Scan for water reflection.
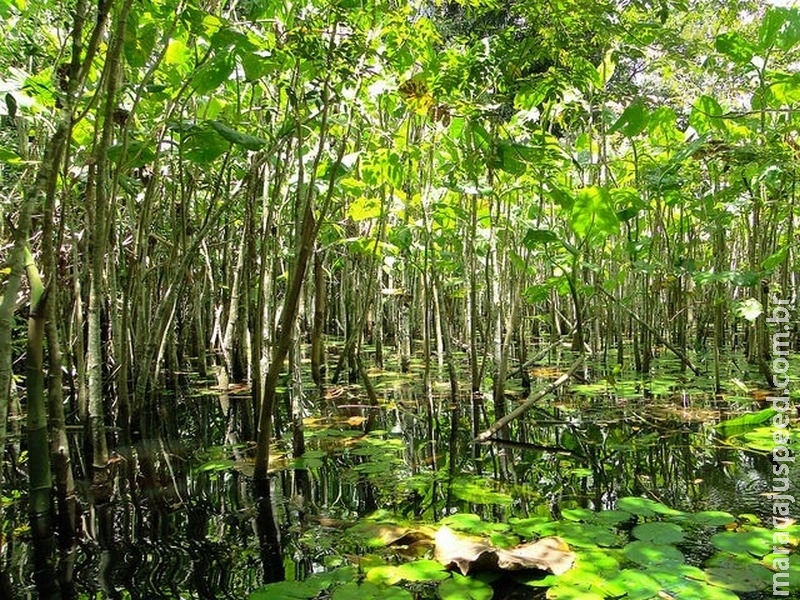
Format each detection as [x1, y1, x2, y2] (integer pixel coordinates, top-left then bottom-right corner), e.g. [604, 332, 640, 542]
[2, 370, 798, 598]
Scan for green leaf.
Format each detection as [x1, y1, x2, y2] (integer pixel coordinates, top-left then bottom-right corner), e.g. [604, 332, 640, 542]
[165, 38, 191, 68]
[125, 16, 157, 69]
[523, 229, 560, 248]
[240, 51, 276, 81]
[107, 141, 156, 169]
[761, 246, 789, 271]
[332, 581, 412, 600]
[208, 120, 268, 150]
[592, 510, 633, 526]
[347, 197, 381, 222]
[560, 508, 595, 522]
[366, 560, 449, 586]
[734, 298, 763, 322]
[545, 584, 604, 600]
[686, 511, 736, 527]
[396, 559, 453, 582]
[714, 408, 777, 437]
[710, 529, 775, 557]
[535, 521, 621, 548]
[438, 573, 493, 600]
[775, 8, 800, 51]
[759, 8, 787, 50]
[332, 582, 370, 600]
[0, 147, 22, 165]
[632, 522, 685, 544]
[609, 100, 649, 137]
[450, 476, 513, 506]
[611, 187, 646, 221]
[645, 565, 738, 600]
[705, 558, 773, 592]
[607, 569, 661, 600]
[248, 577, 326, 600]
[441, 513, 509, 536]
[715, 32, 756, 64]
[648, 106, 680, 145]
[689, 95, 725, 135]
[595, 48, 616, 88]
[570, 186, 620, 240]
[192, 54, 235, 94]
[762, 552, 800, 588]
[494, 141, 528, 175]
[624, 541, 684, 566]
[5, 92, 17, 119]
[182, 126, 230, 163]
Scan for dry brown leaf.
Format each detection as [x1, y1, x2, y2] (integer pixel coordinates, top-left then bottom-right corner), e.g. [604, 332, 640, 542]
[495, 536, 575, 575]
[434, 526, 494, 575]
[433, 525, 575, 576]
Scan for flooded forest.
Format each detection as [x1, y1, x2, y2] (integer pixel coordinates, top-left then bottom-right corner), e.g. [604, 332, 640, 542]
[1, 0, 799, 598]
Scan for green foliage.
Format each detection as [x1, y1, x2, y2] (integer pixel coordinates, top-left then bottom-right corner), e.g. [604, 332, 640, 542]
[333, 582, 412, 600]
[714, 408, 777, 438]
[569, 186, 620, 241]
[365, 560, 450, 586]
[623, 540, 685, 566]
[632, 521, 684, 544]
[449, 476, 514, 507]
[437, 573, 493, 600]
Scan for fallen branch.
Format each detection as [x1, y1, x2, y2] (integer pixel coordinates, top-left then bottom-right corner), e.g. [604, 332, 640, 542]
[474, 354, 585, 442]
[507, 328, 576, 380]
[596, 286, 701, 376]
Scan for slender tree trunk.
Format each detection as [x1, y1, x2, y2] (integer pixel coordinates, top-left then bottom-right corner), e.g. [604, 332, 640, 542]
[26, 253, 60, 600]
[310, 251, 326, 386]
[42, 150, 78, 598]
[87, 0, 135, 497]
[222, 233, 247, 383]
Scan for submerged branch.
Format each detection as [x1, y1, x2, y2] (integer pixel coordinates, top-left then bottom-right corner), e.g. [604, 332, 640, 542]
[506, 329, 576, 380]
[474, 355, 585, 443]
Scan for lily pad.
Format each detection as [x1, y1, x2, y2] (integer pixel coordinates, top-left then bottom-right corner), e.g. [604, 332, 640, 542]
[536, 521, 622, 548]
[441, 513, 510, 536]
[561, 508, 595, 522]
[616, 496, 683, 518]
[333, 582, 408, 600]
[607, 569, 661, 600]
[365, 560, 449, 586]
[710, 528, 774, 557]
[437, 573, 493, 600]
[632, 522, 684, 544]
[623, 541, 684, 566]
[687, 511, 737, 527]
[644, 564, 742, 600]
[509, 517, 554, 538]
[593, 510, 633, 526]
[545, 583, 605, 600]
[705, 562, 772, 592]
[395, 559, 451, 582]
[249, 577, 327, 600]
[714, 408, 777, 437]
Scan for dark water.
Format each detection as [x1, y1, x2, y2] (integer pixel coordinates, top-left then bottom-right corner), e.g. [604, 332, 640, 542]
[2, 354, 799, 598]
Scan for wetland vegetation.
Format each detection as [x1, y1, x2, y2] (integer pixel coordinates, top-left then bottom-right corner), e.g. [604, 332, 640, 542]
[0, 0, 799, 598]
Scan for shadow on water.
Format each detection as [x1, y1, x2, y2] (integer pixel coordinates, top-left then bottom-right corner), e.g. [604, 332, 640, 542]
[1, 352, 798, 598]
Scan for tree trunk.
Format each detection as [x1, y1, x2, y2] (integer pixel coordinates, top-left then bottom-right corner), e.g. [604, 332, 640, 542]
[26, 253, 60, 600]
